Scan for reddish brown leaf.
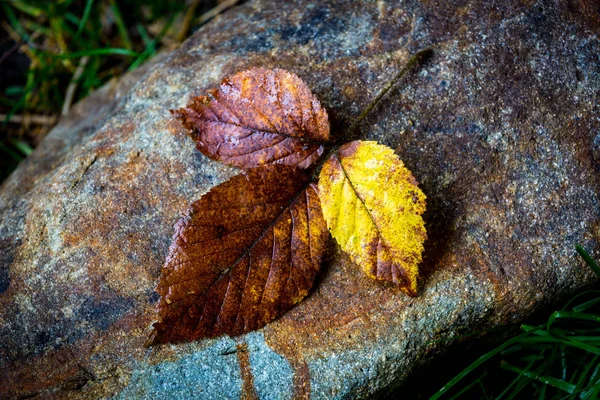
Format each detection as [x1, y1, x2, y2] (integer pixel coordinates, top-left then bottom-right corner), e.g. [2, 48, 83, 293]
[148, 165, 329, 345]
[171, 68, 330, 170]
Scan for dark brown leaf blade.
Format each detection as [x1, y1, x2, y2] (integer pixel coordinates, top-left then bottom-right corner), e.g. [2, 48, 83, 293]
[171, 68, 330, 170]
[148, 165, 329, 345]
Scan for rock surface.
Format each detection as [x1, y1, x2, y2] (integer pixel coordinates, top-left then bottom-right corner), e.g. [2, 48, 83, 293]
[1, 0, 599, 398]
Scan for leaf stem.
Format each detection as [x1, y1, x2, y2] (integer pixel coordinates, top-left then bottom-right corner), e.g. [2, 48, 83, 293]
[347, 48, 433, 140]
[311, 48, 433, 180]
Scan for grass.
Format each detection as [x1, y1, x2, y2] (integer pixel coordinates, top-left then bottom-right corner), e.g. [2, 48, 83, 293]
[429, 245, 600, 399]
[0, 0, 240, 183]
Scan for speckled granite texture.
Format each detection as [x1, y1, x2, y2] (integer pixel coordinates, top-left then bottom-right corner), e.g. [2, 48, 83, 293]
[1, 0, 599, 398]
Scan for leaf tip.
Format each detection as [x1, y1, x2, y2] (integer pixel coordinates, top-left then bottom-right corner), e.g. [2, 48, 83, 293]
[400, 280, 418, 297]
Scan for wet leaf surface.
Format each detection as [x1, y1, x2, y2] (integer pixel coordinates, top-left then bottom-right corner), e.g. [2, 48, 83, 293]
[148, 165, 329, 344]
[171, 68, 330, 170]
[318, 141, 427, 296]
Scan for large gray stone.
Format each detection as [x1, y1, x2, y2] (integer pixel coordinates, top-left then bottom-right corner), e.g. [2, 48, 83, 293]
[1, 0, 599, 398]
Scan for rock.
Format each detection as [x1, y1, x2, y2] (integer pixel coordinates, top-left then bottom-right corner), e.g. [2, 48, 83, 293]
[1, 0, 599, 398]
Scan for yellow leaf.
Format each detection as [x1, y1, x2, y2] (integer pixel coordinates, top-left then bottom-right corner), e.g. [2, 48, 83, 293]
[318, 141, 426, 296]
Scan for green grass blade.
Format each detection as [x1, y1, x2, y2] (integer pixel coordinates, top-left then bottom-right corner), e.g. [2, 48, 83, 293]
[568, 336, 600, 344]
[75, 0, 94, 36]
[8, 139, 33, 156]
[4, 86, 24, 96]
[49, 16, 69, 55]
[2, 2, 31, 43]
[518, 337, 566, 345]
[588, 363, 600, 386]
[0, 142, 24, 162]
[574, 297, 600, 313]
[501, 361, 577, 394]
[22, 20, 54, 37]
[557, 336, 600, 355]
[51, 48, 139, 58]
[448, 374, 486, 400]
[561, 345, 568, 380]
[4, 67, 40, 125]
[430, 326, 544, 400]
[548, 311, 600, 331]
[7, 0, 43, 17]
[109, 0, 133, 50]
[136, 23, 152, 46]
[521, 324, 537, 331]
[576, 245, 600, 277]
[494, 357, 537, 400]
[501, 343, 528, 356]
[581, 385, 600, 400]
[64, 12, 81, 27]
[563, 290, 600, 312]
[128, 13, 176, 72]
[536, 383, 547, 400]
[505, 368, 537, 400]
[538, 376, 577, 394]
[571, 355, 599, 399]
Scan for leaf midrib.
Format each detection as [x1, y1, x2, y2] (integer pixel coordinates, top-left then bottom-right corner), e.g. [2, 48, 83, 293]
[201, 118, 327, 146]
[334, 153, 386, 241]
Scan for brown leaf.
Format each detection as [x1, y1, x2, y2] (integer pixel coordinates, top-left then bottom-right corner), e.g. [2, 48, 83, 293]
[148, 165, 329, 345]
[171, 68, 330, 170]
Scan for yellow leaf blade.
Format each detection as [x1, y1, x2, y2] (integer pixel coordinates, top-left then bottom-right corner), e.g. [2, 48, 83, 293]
[318, 141, 427, 296]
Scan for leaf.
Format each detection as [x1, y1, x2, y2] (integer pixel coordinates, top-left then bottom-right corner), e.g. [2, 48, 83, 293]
[148, 165, 329, 345]
[171, 68, 330, 170]
[317, 141, 426, 296]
